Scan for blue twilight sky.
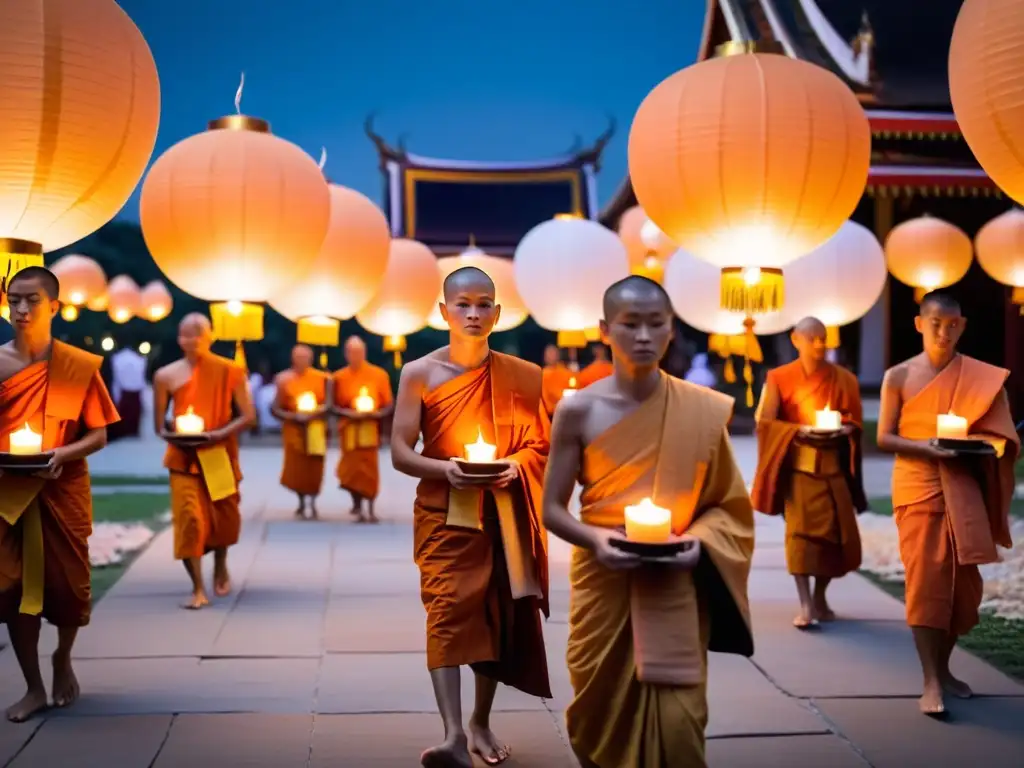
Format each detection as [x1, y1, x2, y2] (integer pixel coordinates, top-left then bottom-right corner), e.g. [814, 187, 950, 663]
[115, 0, 707, 221]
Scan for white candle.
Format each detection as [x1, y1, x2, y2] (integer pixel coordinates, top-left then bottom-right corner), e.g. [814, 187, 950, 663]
[815, 406, 841, 431]
[296, 391, 318, 413]
[936, 412, 968, 440]
[8, 423, 42, 455]
[464, 427, 497, 463]
[353, 386, 376, 413]
[562, 375, 578, 398]
[175, 406, 205, 435]
[624, 497, 672, 543]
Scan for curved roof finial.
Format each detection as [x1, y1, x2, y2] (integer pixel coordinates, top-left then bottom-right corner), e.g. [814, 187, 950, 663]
[364, 112, 405, 163]
[575, 114, 617, 170]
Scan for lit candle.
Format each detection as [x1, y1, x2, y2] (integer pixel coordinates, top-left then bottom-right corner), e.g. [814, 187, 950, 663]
[624, 497, 672, 543]
[464, 427, 497, 463]
[175, 406, 205, 435]
[936, 412, 968, 440]
[296, 392, 318, 413]
[562, 375, 578, 398]
[8, 423, 42, 456]
[814, 405, 842, 431]
[353, 386, 376, 413]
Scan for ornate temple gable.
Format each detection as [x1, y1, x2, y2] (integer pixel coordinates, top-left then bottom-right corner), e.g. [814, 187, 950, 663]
[367, 114, 614, 257]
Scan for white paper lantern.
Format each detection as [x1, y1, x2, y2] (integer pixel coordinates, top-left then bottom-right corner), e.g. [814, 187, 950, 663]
[356, 238, 441, 338]
[514, 215, 630, 331]
[426, 246, 528, 332]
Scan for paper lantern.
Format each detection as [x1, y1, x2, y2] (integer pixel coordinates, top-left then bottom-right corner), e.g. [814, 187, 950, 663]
[949, 0, 1024, 205]
[87, 292, 108, 312]
[49, 255, 107, 308]
[783, 221, 888, 347]
[628, 48, 871, 314]
[270, 183, 391, 348]
[884, 216, 973, 302]
[140, 112, 331, 346]
[139, 281, 173, 322]
[515, 214, 630, 334]
[106, 275, 141, 324]
[975, 208, 1024, 309]
[426, 246, 528, 333]
[617, 206, 675, 268]
[356, 238, 441, 366]
[0, 0, 160, 281]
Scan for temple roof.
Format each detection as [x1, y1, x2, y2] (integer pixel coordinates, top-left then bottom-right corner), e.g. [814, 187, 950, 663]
[367, 115, 614, 257]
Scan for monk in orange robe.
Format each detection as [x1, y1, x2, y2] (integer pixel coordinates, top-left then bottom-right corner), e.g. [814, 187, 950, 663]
[152, 314, 255, 610]
[540, 344, 573, 416]
[543, 276, 753, 768]
[272, 344, 331, 519]
[751, 317, 866, 628]
[878, 292, 1020, 716]
[577, 343, 613, 388]
[0, 267, 120, 722]
[333, 335, 393, 523]
[391, 266, 550, 767]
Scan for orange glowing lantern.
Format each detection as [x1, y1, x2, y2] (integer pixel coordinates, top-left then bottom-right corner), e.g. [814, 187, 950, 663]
[884, 216, 973, 302]
[356, 239, 441, 367]
[139, 280, 173, 322]
[975, 208, 1024, 310]
[270, 177, 391, 349]
[426, 243, 528, 333]
[50, 254, 107, 315]
[617, 206, 676, 277]
[628, 45, 870, 315]
[87, 292, 109, 312]
[0, 0, 160, 282]
[949, 0, 1024, 205]
[140, 82, 331, 359]
[106, 275, 141, 324]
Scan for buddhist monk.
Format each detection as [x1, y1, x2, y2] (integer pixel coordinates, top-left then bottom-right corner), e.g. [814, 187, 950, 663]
[391, 266, 550, 767]
[543, 275, 754, 768]
[751, 317, 866, 628]
[152, 314, 255, 610]
[272, 345, 331, 519]
[540, 344, 573, 416]
[577, 343, 613, 387]
[333, 335, 393, 523]
[0, 267, 120, 722]
[878, 292, 1019, 716]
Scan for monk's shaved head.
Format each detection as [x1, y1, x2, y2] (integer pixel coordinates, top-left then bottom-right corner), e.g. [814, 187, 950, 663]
[543, 344, 560, 366]
[602, 275, 671, 320]
[792, 316, 827, 338]
[7, 266, 60, 301]
[345, 335, 366, 352]
[920, 291, 961, 316]
[915, 291, 965, 357]
[790, 315, 827, 364]
[344, 334, 367, 366]
[179, 312, 211, 333]
[178, 312, 212, 357]
[443, 266, 495, 301]
[292, 344, 313, 368]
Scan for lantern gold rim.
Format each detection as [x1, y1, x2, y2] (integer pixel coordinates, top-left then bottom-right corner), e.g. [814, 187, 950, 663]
[714, 40, 786, 58]
[207, 115, 271, 133]
[0, 239, 44, 257]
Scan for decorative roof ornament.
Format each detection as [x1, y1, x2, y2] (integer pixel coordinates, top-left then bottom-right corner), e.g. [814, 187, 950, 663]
[851, 11, 878, 90]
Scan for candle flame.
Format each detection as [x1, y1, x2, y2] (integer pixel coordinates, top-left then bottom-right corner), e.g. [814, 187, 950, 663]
[568, 376, 577, 388]
[471, 427, 487, 447]
[184, 406, 195, 416]
[13, 422, 36, 436]
[359, 386, 369, 396]
[234, 72, 245, 114]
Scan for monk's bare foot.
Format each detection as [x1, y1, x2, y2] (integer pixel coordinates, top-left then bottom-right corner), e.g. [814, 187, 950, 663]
[793, 606, 818, 630]
[941, 673, 973, 699]
[52, 653, 80, 709]
[309, 503, 319, 520]
[5, 688, 48, 723]
[469, 721, 511, 765]
[421, 734, 472, 768]
[813, 600, 836, 622]
[919, 684, 946, 717]
[366, 511, 380, 524]
[214, 574, 232, 598]
[182, 592, 210, 610]
[349, 505, 361, 517]
[294, 505, 306, 519]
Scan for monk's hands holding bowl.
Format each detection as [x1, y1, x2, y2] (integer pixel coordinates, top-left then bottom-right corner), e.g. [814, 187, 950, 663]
[489, 459, 520, 489]
[591, 529, 642, 570]
[924, 442, 958, 460]
[34, 448, 66, 480]
[664, 535, 701, 570]
[445, 459, 502, 490]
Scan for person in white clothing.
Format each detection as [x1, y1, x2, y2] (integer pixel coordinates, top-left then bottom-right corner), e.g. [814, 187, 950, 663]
[110, 345, 147, 439]
[684, 352, 718, 389]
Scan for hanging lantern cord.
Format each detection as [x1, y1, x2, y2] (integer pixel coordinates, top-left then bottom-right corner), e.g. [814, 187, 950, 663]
[234, 340, 247, 371]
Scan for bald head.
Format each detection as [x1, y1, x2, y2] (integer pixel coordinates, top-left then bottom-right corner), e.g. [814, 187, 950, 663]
[178, 312, 212, 357]
[602, 275, 671, 320]
[920, 291, 961, 317]
[344, 334, 367, 366]
[793, 316, 827, 339]
[543, 344, 560, 367]
[443, 266, 495, 302]
[790, 316, 827, 364]
[7, 266, 60, 301]
[600, 275, 673, 368]
[291, 344, 313, 371]
[441, 265, 500, 338]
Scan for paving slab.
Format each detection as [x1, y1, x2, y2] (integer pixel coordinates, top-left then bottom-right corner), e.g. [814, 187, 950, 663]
[748, 570, 907, 622]
[707, 734, 867, 767]
[0, 720, 42, 766]
[10, 715, 171, 768]
[153, 714, 313, 767]
[324, 594, 425, 653]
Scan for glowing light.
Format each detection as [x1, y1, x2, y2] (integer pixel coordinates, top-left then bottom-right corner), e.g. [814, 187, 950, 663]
[139, 341, 152, 355]
[101, 337, 115, 352]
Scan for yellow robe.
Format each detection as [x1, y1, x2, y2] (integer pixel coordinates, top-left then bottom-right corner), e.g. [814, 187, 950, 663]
[334, 363, 393, 500]
[568, 373, 754, 768]
[278, 368, 330, 496]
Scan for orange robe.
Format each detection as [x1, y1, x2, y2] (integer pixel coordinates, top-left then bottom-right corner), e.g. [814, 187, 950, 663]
[578, 359, 614, 388]
[164, 354, 245, 560]
[0, 342, 120, 627]
[541, 362, 572, 416]
[415, 352, 551, 697]
[750, 361, 866, 577]
[334, 363, 393, 500]
[278, 369, 330, 496]
[568, 374, 753, 768]
[892, 355, 1019, 636]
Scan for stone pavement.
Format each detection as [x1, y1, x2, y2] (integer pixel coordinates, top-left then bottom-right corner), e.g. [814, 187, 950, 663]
[1, 434, 1022, 767]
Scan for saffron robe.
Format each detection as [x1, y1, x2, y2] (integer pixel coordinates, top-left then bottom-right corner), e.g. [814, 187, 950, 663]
[164, 354, 245, 560]
[0, 341, 120, 627]
[541, 362, 573, 417]
[750, 360, 866, 577]
[334, 363, 393, 500]
[277, 368, 330, 496]
[578, 359, 614, 388]
[568, 374, 754, 768]
[892, 355, 1019, 635]
[414, 352, 551, 698]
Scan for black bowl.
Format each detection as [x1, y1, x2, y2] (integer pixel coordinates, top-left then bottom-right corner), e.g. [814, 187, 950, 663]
[610, 537, 696, 559]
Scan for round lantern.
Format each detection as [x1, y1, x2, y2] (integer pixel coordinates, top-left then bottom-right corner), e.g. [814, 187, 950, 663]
[618, 206, 675, 269]
[140, 280, 173, 322]
[884, 216, 973, 302]
[140, 111, 331, 356]
[628, 47, 871, 315]
[426, 245, 528, 333]
[949, 0, 1024, 205]
[270, 183, 390, 349]
[106, 275, 141, 324]
[87, 292, 109, 312]
[356, 239, 441, 366]
[0, 0, 160, 281]
[515, 214, 630, 346]
[50, 254, 107, 310]
[975, 208, 1024, 308]
[783, 221, 888, 347]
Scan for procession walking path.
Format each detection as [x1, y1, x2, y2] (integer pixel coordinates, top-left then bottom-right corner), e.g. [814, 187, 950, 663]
[1, 433, 1023, 766]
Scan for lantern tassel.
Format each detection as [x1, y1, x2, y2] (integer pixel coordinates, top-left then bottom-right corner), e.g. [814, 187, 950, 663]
[723, 357, 736, 384]
[825, 325, 841, 349]
[742, 315, 758, 408]
[393, 350, 402, 369]
[319, 350, 328, 369]
[234, 340, 247, 371]
[720, 267, 784, 314]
